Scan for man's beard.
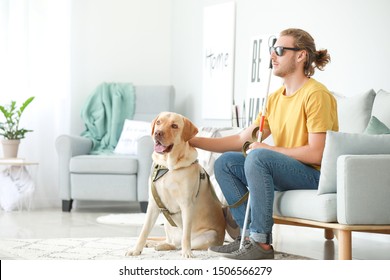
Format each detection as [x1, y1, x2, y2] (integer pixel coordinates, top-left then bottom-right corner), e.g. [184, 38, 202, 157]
[274, 62, 297, 78]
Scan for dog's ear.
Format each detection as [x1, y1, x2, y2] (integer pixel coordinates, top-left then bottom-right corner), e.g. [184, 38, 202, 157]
[151, 114, 159, 136]
[182, 117, 198, 142]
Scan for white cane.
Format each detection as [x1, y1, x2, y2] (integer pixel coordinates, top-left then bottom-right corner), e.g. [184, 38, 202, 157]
[239, 36, 276, 250]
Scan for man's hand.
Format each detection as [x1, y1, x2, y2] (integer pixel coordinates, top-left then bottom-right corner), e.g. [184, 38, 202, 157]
[249, 141, 272, 150]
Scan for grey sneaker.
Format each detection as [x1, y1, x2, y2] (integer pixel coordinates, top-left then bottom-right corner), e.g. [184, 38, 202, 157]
[208, 237, 246, 256]
[222, 238, 274, 260]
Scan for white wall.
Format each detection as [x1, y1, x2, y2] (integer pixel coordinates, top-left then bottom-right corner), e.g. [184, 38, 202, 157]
[70, 0, 172, 134]
[171, 0, 390, 127]
[69, 0, 390, 129]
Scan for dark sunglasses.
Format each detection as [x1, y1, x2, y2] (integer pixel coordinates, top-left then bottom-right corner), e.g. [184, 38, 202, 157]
[269, 46, 302, 56]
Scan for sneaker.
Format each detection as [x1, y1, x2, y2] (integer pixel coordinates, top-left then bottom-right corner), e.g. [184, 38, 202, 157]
[208, 236, 247, 256]
[222, 238, 274, 260]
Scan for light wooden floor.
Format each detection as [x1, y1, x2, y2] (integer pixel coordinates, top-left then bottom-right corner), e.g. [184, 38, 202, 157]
[1, 204, 390, 260]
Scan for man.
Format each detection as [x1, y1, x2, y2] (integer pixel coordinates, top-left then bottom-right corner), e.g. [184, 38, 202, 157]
[190, 28, 338, 259]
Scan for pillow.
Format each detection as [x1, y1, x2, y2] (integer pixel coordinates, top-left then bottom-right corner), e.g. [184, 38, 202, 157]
[332, 89, 376, 133]
[318, 131, 390, 194]
[371, 89, 390, 128]
[364, 116, 390, 135]
[114, 120, 151, 155]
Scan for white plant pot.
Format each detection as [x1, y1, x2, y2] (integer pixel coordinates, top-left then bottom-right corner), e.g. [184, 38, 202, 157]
[1, 139, 21, 158]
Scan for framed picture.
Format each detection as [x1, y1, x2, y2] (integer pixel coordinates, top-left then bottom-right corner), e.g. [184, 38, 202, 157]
[202, 1, 235, 120]
[245, 34, 282, 126]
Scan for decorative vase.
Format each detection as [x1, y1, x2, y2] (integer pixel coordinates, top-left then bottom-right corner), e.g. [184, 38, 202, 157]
[1, 139, 21, 158]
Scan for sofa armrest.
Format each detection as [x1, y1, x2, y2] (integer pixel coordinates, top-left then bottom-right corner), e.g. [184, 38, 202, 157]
[56, 135, 93, 156]
[135, 135, 154, 201]
[337, 154, 390, 224]
[55, 135, 93, 200]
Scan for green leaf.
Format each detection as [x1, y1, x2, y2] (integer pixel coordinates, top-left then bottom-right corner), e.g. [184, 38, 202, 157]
[20, 96, 35, 113]
[0, 96, 35, 140]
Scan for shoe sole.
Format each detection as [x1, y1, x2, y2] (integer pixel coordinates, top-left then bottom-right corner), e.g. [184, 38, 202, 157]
[207, 244, 240, 256]
[222, 252, 274, 260]
[221, 242, 275, 260]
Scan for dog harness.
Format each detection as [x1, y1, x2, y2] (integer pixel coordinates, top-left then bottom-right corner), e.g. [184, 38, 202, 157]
[150, 161, 249, 228]
[150, 162, 209, 227]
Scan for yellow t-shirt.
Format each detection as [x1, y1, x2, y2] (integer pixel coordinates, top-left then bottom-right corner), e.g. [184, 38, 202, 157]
[254, 78, 338, 169]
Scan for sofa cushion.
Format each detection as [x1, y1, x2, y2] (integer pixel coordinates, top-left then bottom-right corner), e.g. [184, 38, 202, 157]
[70, 155, 138, 174]
[333, 89, 376, 133]
[114, 119, 151, 155]
[318, 131, 390, 194]
[337, 155, 390, 224]
[71, 174, 137, 201]
[371, 89, 390, 128]
[274, 190, 337, 222]
[364, 116, 390, 134]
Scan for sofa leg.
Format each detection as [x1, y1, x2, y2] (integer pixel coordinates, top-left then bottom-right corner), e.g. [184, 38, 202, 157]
[338, 229, 352, 260]
[324, 228, 335, 240]
[62, 200, 73, 212]
[140, 201, 148, 213]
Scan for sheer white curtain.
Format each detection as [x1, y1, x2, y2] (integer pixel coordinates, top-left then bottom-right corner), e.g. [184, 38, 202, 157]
[0, 0, 71, 208]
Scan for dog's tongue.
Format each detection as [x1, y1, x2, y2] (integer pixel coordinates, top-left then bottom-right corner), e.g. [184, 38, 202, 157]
[154, 142, 167, 153]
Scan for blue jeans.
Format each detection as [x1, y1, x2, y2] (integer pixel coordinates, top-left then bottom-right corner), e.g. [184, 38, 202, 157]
[214, 149, 320, 244]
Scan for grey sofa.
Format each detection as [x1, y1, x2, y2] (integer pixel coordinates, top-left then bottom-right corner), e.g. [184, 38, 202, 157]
[200, 89, 390, 260]
[274, 89, 390, 259]
[55, 85, 174, 212]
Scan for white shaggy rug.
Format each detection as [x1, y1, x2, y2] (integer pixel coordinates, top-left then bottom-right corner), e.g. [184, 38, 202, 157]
[0, 237, 311, 260]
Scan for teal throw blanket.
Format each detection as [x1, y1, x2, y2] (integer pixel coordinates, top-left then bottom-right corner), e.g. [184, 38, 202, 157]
[81, 82, 135, 154]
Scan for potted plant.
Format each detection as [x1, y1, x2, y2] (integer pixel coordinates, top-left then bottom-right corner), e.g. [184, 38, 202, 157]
[0, 96, 35, 158]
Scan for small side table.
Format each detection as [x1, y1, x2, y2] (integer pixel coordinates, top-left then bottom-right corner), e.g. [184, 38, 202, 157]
[0, 159, 39, 211]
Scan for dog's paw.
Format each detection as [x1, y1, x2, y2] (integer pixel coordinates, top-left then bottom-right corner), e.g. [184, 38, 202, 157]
[181, 249, 194, 258]
[125, 249, 142, 257]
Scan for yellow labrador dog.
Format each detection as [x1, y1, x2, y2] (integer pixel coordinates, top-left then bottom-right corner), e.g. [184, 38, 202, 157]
[126, 112, 226, 258]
